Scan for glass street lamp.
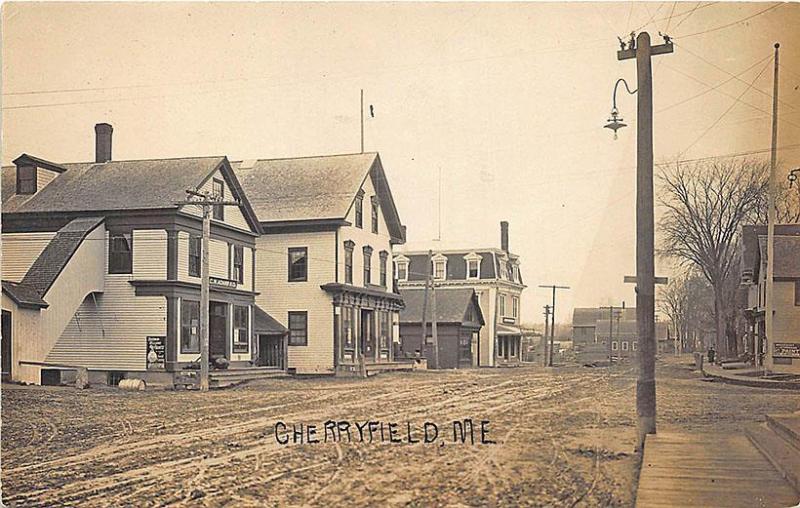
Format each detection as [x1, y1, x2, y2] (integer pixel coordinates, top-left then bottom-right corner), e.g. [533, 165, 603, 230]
[604, 78, 637, 140]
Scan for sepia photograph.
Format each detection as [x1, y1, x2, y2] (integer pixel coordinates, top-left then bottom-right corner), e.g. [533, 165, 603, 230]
[1, 1, 799, 506]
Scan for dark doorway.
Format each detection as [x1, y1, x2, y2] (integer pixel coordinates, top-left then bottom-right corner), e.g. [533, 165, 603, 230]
[2, 310, 11, 380]
[209, 302, 228, 359]
[361, 309, 375, 361]
[258, 334, 284, 368]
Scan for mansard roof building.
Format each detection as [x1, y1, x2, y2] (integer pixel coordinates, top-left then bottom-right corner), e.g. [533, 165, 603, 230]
[396, 221, 526, 367]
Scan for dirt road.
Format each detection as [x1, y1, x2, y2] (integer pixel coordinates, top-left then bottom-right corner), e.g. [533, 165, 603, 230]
[2, 358, 798, 507]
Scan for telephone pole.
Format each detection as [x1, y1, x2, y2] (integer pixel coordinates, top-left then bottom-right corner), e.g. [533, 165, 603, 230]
[538, 285, 570, 367]
[420, 250, 432, 361]
[617, 31, 673, 449]
[765, 43, 780, 375]
[543, 305, 551, 367]
[177, 189, 240, 391]
[600, 304, 623, 365]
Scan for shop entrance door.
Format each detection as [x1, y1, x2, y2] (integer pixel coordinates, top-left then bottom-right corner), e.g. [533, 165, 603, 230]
[209, 302, 228, 359]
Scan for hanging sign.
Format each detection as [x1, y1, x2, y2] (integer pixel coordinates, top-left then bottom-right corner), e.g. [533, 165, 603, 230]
[209, 276, 237, 288]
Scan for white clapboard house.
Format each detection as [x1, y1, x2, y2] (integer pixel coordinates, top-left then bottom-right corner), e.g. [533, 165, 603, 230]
[1, 124, 288, 385]
[396, 222, 526, 367]
[233, 153, 407, 374]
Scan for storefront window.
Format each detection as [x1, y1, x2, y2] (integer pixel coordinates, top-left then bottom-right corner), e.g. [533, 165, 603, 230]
[180, 300, 200, 354]
[233, 305, 249, 353]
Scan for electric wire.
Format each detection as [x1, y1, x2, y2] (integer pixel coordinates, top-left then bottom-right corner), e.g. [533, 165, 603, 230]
[678, 56, 773, 158]
[672, 3, 782, 39]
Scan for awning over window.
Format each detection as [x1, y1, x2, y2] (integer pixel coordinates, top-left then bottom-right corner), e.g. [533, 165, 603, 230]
[496, 323, 522, 336]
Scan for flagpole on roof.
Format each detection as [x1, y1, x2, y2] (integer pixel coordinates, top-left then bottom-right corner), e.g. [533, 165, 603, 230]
[360, 89, 364, 154]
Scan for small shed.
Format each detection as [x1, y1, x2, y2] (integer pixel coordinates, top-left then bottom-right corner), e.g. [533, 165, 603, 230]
[399, 288, 484, 369]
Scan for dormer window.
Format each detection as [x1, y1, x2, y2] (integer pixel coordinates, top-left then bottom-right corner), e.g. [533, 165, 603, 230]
[432, 253, 447, 280]
[394, 255, 409, 282]
[511, 263, 519, 283]
[464, 252, 482, 279]
[16, 165, 37, 194]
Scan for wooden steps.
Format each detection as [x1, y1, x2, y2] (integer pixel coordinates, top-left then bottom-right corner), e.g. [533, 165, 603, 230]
[210, 367, 286, 388]
[745, 413, 800, 493]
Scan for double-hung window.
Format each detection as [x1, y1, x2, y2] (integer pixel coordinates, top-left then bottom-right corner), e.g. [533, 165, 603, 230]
[379, 251, 388, 287]
[354, 193, 363, 228]
[363, 246, 373, 285]
[371, 197, 379, 234]
[344, 241, 355, 284]
[109, 232, 133, 274]
[232, 245, 244, 284]
[288, 247, 308, 282]
[189, 236, 201, 277]
[212, 179, 225, 221]
[288, 311, 308, 346]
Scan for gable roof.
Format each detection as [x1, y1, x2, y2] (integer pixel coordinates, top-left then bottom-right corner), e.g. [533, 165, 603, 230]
[2, 156, 261, 232]
[742, 224, 800, 279]
[399, 288, 484, 325]
[573, 307, 637, 327]
[2, 216, 105, 308]
[232, 152, 405, 242]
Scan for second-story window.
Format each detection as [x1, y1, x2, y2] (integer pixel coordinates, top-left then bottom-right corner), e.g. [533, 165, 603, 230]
[212, 179, 225, 221]
[499, 294, 506, 317]
[512, 296, 519, 318]
[355, 192, 364, 228]
[344, 241, 355, 284]
[233, 245, 244, 284]
[379, 251, 388, 287]
[108, 232, 133, 274]
[371, 197, 379, 234]
[189, 236, 201, 277]
[363, 246, 373, 285]
[288, 247, 308, 282]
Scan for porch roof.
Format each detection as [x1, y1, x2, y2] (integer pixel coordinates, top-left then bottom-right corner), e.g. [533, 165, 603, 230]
[253, 305, 287, 335]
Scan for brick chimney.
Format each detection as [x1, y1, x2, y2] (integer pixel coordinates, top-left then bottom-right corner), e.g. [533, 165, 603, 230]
[95, 123, 113, 163]
[500, 221, 509, 252]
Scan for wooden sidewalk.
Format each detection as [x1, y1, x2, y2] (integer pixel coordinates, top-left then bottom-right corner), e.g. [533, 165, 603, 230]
[635, 431, 799, 508]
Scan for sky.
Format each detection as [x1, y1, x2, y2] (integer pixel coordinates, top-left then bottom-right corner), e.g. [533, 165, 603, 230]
[2, 1, 799, 326]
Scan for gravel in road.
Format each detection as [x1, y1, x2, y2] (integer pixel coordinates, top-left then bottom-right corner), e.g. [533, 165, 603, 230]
[2, 356, 798, 507]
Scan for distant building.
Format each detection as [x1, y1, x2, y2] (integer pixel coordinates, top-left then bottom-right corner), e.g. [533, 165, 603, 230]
[572, 307, 667, 360]
[572, 307, 636, 348]
[740, 224, 800, 375]
[398, 287, 484, 369]
[396, 222, 526, 367]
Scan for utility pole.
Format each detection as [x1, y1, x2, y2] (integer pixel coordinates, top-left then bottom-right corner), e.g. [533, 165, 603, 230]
[420, 250, 432, 361]
[177, 189, 241, 391]
[539, 285, 570, 367]
[543, 305, 551, 367]
[431, 280, 439, 369]
[765, 43, 780, 376]
[618, 31, 673, 449]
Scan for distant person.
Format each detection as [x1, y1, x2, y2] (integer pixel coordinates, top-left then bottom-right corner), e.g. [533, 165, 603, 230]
[708, 346, 716, 365]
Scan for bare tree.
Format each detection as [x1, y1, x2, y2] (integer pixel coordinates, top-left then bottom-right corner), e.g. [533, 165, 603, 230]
[657, 158, 768, 358]
[658, 269, 714, 353]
